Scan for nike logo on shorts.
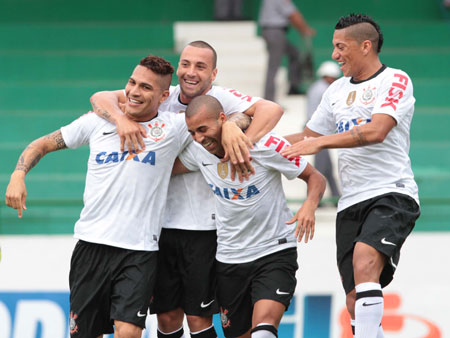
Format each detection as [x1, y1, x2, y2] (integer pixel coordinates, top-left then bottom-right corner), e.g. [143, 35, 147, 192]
[103, 131, 115, 135]
[200, 299, 215, 308]
[202, 162, 212, 166]
[276, 288, 290, 295]
[381, 237, 397, 246]
[137, 310, 147, 317]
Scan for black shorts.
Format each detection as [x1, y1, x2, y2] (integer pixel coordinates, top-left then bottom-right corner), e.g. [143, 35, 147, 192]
[151, 228, 218, 316]
[69, 240, 157, 337]
[336, 193, 420, 294]
[216, 248, 298, 338]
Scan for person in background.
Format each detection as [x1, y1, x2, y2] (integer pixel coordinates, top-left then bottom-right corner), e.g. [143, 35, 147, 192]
[258, 0, 315, 101]
[306, 60, 342, 205]
[214, 0, 244, 20]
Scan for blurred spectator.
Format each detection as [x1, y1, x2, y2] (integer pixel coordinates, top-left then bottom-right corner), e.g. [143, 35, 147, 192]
[259, 0, 315, 101]
[306, 61, 342, 204]
[214, 0, 244, 20]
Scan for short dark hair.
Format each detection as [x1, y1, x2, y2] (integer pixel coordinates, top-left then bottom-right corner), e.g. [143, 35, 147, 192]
[187, 40, 218, 68]
[335, 13, 384, 53]
[139, 55, 174, 90]
[186, 95, 223, 118]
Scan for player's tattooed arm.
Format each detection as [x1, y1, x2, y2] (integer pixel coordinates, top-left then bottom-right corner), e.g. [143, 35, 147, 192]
[226, 112, 252, 131]
[6, 130, 67, 218]
[350, 126, 369, 146]
[91, 98, 114, 122]
[14, 130, 67, 174]
[90, 90, 147, 153]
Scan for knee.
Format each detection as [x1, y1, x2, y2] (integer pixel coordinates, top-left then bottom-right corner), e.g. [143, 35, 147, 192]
[186, 315, 213, 332]
[158, 309, 184, 332]
[353, 244, 385, 281]
[114, 321, 142, 338]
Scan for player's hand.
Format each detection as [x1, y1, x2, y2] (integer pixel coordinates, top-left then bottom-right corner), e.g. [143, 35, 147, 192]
[221, 121, 255, 181]
[281, 137, 321, 158]
[286, 204, 315, 243]
[116, 113, 147, 153]
[229, 161, 254, 182]
[5, 172, 27, 218]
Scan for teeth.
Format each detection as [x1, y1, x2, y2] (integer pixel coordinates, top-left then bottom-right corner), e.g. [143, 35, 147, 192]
[185, 80, 197, 85]
[130, 99, 141, 104]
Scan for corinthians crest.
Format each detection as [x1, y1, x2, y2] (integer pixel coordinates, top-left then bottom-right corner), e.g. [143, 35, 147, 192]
[147, 120, 166, 142]
[217, 162, 229, 179]
[360, 85, 376, 105]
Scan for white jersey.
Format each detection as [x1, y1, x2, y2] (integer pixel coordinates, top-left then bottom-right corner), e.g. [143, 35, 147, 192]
[307, 65, 419, 212]
[162, 85, 261, 231]
[179, 132, 307, 264]
[61, 111, 191, 251]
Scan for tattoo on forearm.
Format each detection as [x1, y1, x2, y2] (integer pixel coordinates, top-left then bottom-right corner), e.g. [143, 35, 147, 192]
[92, 99, 113, 122]
[228, 113, 251, 131]
[15, 131, 66, 173]
[15, 145, 43, 173]
[351, 126, 369, 146]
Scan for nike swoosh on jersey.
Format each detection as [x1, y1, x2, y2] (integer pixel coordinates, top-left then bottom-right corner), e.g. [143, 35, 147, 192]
[103, 131, 115, 135]
[202, 162, 213, 166]
[276, 288, 290, 295]
[381, 237, 397, 246]
[200, 299, 215, 308]
[137, 311, 146, 317]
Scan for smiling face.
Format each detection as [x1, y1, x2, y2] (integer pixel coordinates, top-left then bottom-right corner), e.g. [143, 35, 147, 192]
[176, 45, 218, 104]
[331, 28, 367, 79]
[185, 106, 226, 157]
[124, 65, 169, 121]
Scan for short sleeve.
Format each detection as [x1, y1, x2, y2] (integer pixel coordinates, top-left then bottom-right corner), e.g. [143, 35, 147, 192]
[373, 70, 415, 124]
[212, 86, 261, 116]
[173, 113, 192, 153]
[254, 133, 307, 180]
[178, 142, 201, 172]
[306, 85, 337, 135]
[60, 112, 98, 149]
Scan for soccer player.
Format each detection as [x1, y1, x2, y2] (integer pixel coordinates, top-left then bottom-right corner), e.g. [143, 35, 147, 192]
[172, 94, 325, 338]
[89, 41, 284, 338]
[281, 14, 420, 338]
[5, 55, 192, 338]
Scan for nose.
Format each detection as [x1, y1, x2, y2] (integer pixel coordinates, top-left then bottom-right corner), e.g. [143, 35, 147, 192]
[186, 64, 196, 77]
[193, 132, 204, 144]
[331, 48, 339, 61]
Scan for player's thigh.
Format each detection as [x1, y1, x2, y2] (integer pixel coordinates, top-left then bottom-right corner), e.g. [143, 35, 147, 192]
[356, 193, 420, 287]
[69, 241, 115, 337]
[182, 230, 218, 316]
[250, 248, 298, 317]
[216, 260, 253, 338]
[110, 250, 157, 329]
[151, 229, 183, 314]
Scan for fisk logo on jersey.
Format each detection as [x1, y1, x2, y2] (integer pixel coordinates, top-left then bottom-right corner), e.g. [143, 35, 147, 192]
[209, 184, 260, 200]
[95, 150, 156, 165]
[264, 136, 302, 167]
[227, 88, 253, 102]
[380, 73, 408, 111]
[336, 118, 371, 134]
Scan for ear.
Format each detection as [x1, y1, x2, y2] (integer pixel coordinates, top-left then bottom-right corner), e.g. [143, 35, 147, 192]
[211, 68, 218, 82]
[218, 111, 227, 122]
[361, 40, 372, 56]
[160, 89, 170, 104]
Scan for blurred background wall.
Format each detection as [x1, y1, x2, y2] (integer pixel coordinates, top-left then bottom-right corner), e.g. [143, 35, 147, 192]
[0, 0, 449, 337]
